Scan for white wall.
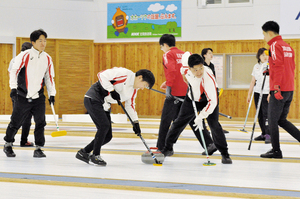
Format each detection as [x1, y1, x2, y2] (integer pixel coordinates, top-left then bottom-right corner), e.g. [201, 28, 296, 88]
[0, 0, 298, 45]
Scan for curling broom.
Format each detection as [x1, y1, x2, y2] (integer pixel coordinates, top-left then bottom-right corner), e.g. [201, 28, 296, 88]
[50, 103, 67, 137]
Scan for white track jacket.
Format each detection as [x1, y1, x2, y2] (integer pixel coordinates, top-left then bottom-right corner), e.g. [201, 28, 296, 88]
[9, 47, 56, 99]
[181, 65, 218, 119]
[98, 67, 138, 121]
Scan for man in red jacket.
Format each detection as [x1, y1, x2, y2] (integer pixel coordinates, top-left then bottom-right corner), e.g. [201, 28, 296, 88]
[260, 21, 300, 159]
[156, 34, 187, 154]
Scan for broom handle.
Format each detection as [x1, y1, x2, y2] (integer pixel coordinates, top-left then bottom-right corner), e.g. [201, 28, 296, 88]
[188, 84, 211, 161]
[117, 100, 160, 164]
[50, 103, 59, 131]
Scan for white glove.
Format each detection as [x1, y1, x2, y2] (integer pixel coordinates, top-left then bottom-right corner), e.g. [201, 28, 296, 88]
[193, 115, 203, 131]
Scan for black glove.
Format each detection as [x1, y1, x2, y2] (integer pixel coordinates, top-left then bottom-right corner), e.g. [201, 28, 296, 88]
[133, 122, 141, 136]
[263, 69, 269, 76]
[110, 90, 120, 101]
[166, 86, 173, 99]
[48, 96, 55, 105]
[10, 89, 17, 102]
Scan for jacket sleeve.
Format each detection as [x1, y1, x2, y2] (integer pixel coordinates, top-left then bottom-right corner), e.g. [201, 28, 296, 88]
[44, 56, 56, 97]
[163, 52, 177, 87]
[98, 67, 128, 92]
[270, 42, 284, 87]
[9, 52, 28, 89]
[198, 72, 218, 119]
[124, 89, 138, 121]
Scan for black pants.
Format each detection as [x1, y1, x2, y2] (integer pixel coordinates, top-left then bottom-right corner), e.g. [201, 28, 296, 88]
[156, 97, 183, 150]
[164, 96, 228, 155]
[268, 91, 300, 151]
[83, 97, 112, 156]
[4, 95, 46, 146]
[254, 92, 269, 136]
[12, 100, 32, 144]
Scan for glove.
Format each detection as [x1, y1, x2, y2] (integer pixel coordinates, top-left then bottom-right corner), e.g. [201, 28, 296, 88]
[110, 90, 120, 101]
[110, 90, 121, 105]
[48, 96, 55, 105]
[263, 69, 269, 76]
[10, 89, 17, 102]
[133, 122, 141, 136]
[166, 86, 173, 99]
[193, 115, 203, 131]
[274, 85, 283, 100]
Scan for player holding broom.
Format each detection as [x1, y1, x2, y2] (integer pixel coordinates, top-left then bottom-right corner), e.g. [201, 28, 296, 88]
[3, 29, 56, 158]
[161, 52, 232, 164]
[75, 67, 155, 166]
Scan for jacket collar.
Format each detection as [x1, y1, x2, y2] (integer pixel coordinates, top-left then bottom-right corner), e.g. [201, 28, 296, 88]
[31, 47, 44, 56]
[268, 35, 282, 45]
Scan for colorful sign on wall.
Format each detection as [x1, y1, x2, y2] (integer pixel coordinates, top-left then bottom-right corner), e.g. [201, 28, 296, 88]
[107, 1, 181, 38]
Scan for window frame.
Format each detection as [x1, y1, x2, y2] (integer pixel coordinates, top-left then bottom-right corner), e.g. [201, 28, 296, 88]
[198, 0, 253, 8]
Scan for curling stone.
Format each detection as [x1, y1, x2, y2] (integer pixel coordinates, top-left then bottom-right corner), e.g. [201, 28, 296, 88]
[141, 147, 165, 164]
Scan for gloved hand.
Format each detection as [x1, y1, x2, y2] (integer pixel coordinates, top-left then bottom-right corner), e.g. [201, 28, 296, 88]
[10, 89, 17, 102]
[263, 69, 269, 76]
[274, 85, 283, 100]
[133, 122, 141, 136]
[193, 115, 203, 131]
[166, 86, 173, 99]
[48, 96, 55, 105]
[110, 90, 120, 101]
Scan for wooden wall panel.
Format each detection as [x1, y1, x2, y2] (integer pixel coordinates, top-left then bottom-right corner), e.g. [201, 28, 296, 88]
[94, 39, 300, 119]
[0, 44, 13, 114]
[57, 40, 94, 115]
[2, 38, 299, 119]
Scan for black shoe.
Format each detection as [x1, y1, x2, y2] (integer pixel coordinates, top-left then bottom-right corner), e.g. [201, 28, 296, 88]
[89, 154, 107, 166]
[20, 141, 34, 147]
[33, 148, 46, 158]
[76, 149, 90, 164]
[202, 143, 217, 155]
[223, 129, 229, 134]
[3, 145, 16, 157]
[161, 148, 174, 157]
[254, 135, 265, 141]
[264, 134, 271, 144]
[260, 149, 282, 159]
[221, 154, 232, 164]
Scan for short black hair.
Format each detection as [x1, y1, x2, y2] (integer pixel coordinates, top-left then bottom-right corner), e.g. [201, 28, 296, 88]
[30, 29, 48, 42]
[188, 54, 204, 68]
[159, 34, 175, 47]
[21, 42, 32, 52]
[135, 69, 155, 89]
[262, 21, 280, 34]
[256, 47, 267, 63]
[201, 48, 213, 58]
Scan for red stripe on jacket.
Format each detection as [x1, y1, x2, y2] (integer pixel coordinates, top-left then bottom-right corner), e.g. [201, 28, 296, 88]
[131, 89, 137, 111]
[203, 71, 218, 112]
[24, 55, 30, 90]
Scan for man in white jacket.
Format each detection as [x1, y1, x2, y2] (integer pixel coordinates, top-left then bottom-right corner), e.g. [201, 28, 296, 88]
[76, 67, 155, 166]
[161, 53, 232, 164]
[4, 29, 56, 158]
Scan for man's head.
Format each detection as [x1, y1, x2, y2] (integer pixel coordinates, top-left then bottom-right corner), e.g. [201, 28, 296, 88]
[30, 29, 47, 52]
[188, 54, 205, 78]
[21, 42, 32, 52]
[134, 69, 155, 90]
[201, 48, 213, 61]
[262, 21, 280, 43]
[159, 34, 175, 53]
